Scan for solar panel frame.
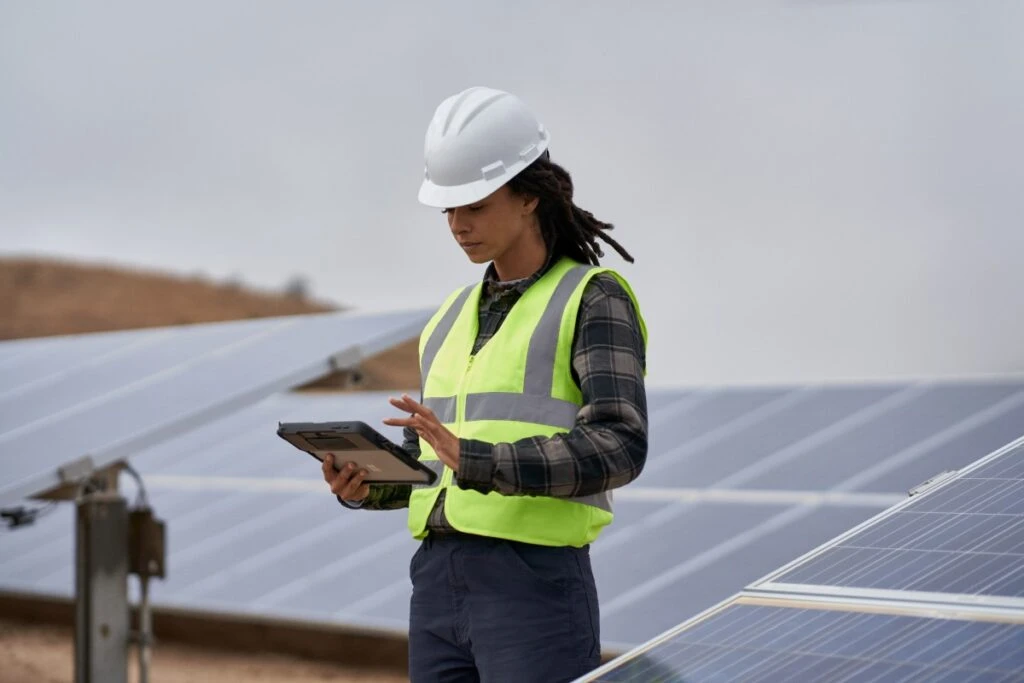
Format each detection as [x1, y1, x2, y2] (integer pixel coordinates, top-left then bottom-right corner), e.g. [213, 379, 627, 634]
[751, 433, 1024, 611]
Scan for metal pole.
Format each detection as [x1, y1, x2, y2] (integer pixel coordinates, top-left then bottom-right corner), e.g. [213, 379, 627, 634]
[138, 576, 151, 683]
[74, 491, 129, 683]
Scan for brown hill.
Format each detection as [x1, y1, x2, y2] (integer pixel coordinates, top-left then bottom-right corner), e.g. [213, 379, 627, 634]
[0, 257, 419, 390]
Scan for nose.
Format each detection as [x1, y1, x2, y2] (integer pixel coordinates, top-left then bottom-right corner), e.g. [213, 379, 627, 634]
[447, 207, 471, 235]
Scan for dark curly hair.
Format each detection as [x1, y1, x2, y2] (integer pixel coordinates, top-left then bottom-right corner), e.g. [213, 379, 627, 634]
[507, 152, 634, 266]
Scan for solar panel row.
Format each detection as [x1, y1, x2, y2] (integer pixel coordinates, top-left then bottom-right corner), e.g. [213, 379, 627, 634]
[586, 600, 1024, 682]
[0, 310, 430, 506]
[4, 384, 1024, 649]
[585, 437, 1024, 680]
[761, 437, 1024, 603]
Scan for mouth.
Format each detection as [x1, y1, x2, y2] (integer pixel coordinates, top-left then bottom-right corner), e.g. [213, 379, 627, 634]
[460, 242, 482, 251]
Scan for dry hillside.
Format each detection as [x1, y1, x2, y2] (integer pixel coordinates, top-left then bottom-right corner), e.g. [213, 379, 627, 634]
[0, 257, 419, 390]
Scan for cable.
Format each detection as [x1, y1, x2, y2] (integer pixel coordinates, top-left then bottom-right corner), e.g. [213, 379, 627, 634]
[122, 462, 150, 509]
[0, 501, 58, 530]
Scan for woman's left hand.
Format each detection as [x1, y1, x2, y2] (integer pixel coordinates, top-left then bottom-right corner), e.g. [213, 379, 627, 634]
[383, 394, 460, 472]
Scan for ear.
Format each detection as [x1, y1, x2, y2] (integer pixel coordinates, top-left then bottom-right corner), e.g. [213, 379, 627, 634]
[522, 195, 540, 215]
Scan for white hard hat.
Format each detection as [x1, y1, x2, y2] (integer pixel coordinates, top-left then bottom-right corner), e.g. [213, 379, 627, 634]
[418, 86, 550, 208]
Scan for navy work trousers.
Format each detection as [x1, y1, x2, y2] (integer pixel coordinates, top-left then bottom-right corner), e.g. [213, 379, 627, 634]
[408, 532, 601, 682]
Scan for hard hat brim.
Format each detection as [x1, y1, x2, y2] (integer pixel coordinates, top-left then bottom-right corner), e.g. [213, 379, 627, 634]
[418, 175, 509, 209]
[417, 141, 549, 209]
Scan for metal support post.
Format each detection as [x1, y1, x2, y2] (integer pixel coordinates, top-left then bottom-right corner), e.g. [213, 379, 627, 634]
[75, 491, 129, 683]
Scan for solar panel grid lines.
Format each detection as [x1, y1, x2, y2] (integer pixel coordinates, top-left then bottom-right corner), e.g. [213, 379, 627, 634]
[589, 417, 1024, 646]
[0, 330, 163, 387]
[249, 530, 410, 609]
[0, 308, 431, 507]
[579, 598, 1024, 683]
[577, 390, 921, 558]
[134, 402, 296, 477]
[0, 319, 301, 439]
[711, 384, 928, 489]
[169, 503, 373, 602]
[336, 579, 412, 620]
[161, 493, 324, 572]
[564, 391, 975, 613]
[598, 504, 816, 617]
[915, 477, 1024, 516]
[0, 328, 174, 404]
[640, 387, 818, 476]
[832, 389, 1024, 493]
[753, 435, 1024, 585]
[776, 521, 1024, 601]
[645, 391, 708, 423]
[755, 436, 1024, 608]
[974, 453, 1024, 480]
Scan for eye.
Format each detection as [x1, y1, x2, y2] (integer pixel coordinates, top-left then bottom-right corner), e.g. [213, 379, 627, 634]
[442, 205, 484, 215]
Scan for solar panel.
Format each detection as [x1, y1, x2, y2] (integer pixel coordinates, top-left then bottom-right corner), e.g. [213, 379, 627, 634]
[580, 599, 1024, 682]
[0, 309, 430, 507]
[757, 436, 1024, 604]
[3, 381, 1024, 651]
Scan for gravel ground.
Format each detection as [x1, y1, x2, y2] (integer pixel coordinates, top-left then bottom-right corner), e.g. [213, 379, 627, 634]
[0, 619, 407, 683]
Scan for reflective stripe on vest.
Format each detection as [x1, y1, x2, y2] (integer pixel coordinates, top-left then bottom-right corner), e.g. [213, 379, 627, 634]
[419, 285, 474, 386]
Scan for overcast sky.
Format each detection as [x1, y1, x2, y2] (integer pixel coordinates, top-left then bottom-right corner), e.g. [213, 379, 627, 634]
[2, 0, 1022, 386]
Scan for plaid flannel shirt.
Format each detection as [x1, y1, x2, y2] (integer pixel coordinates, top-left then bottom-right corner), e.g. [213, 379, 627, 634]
[342, 257, 648, 532]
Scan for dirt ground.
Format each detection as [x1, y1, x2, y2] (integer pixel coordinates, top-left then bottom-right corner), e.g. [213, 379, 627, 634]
[0, 619, 407, 683]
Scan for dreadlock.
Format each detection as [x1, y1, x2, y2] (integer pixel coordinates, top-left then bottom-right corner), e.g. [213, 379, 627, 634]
[507, 153, 634, 266]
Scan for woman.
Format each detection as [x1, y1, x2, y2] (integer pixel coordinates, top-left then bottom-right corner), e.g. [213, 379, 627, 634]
[323, 86, 648, 682]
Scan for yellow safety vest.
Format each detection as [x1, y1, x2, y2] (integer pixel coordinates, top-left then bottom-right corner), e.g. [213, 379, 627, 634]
[407, 257, 647, 547]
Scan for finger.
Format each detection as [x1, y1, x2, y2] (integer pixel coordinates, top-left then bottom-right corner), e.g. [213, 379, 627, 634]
[392, 394, 432, 419]
[400, 394, 430, 415]
[411, 417, 442, 448]
[408, 399, 440, 425]
[389, 396, 420, 415]
[383, 417, 417, 428]
[389, 396, 414, 411]
[321, 454, 336, 479]
[414, 413, 445, 437]
[328, 462, 356, 495]
[341, 469, 368, 499]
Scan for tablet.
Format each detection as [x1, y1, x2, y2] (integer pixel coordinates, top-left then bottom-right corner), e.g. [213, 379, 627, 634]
[277, 421, 438, 486]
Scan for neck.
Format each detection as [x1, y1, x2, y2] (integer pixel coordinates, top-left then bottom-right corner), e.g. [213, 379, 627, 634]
[492, 226, 548, 282]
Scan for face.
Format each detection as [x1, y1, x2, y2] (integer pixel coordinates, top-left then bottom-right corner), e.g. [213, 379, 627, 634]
[444, 186, 540, 264]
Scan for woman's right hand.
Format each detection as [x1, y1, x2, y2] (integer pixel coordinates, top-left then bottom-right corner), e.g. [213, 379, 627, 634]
[322, 454, 370, 502]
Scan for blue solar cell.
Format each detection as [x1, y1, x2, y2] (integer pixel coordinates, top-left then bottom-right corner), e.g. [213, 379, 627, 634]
[587, 603, 1024, 682]
[645, 385, 897, 488]
[850, 399, 1024, 492]
[973, 452, 1024, 480]
[767, 441, 1024, 598]
[599, 505, 874, 648]
[736, 383, 1024, 491]
[647, 388, 790, 455]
